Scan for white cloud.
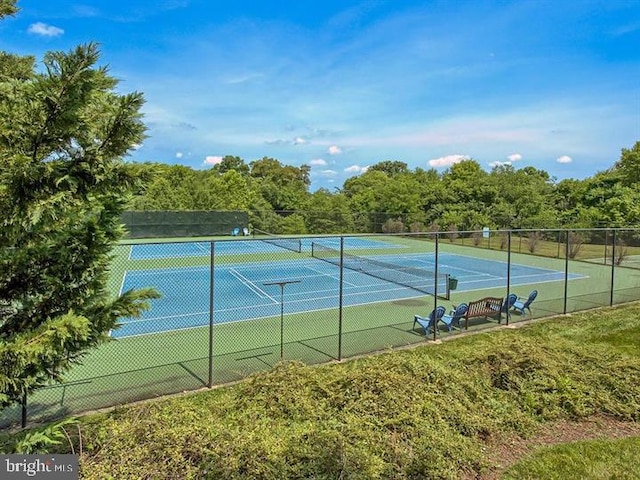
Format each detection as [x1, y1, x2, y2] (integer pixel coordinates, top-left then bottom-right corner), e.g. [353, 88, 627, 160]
[344, 165, 367, 174]
[489, 161, 512, 168]
[28, 22, 64, 37]
[557, 155, 573, 164]
[175, 152, 183, 158]
[507, 153, 522, 162]
[265, 136, 308, 146]
[204, 155, 223, 165]
[428, 154, 470, 168]
[319, 169, 337, 177]
[309, 158, 327, 166]
[328, 145, 342, 155]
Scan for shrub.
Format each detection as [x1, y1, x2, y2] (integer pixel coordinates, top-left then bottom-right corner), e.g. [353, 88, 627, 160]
[527, 231, 543, 253]
[614, 239, 629, 266]
[499, 232, 509, 250]
[568, 232, 584, 259]
[447, 224, 459, 242]
[409, 221, 425, 233]
[382, 218, 405, 233]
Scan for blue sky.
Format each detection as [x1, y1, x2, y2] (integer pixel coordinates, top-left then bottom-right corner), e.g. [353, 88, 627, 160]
[2, 0, 639, 190]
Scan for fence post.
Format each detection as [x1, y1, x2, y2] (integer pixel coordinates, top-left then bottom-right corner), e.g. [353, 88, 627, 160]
[610, 229, 616, 306]
[563, 230, 569, 315]
[338, 236, 344, 361]
[208, 241, 215, 388]
[433, 233, 439, 342]
[506, 230, 512, 326]
[21, 393, 27, 429]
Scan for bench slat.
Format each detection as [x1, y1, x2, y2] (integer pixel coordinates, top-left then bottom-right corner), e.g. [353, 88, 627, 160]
[463, 297, 503, 329]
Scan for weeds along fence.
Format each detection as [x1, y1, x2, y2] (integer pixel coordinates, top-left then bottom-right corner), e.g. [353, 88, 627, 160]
[3, 228, 640, 429]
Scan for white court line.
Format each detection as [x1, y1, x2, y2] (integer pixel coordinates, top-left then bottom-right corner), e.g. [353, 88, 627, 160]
[345, 252, 490, 281]
[229, 268, 277, 302]
[126, 266, 209, 276]
[404, 256, 494, 278]
[118, 271, 128, 296]
[116, 289, 427, 339]
[442, 252, 567, 274]
[460, 275, 587, 293]
[395, 254, 571, 283]
[303, 264, 359, 287]
[194, 242, 210, 254]
[122, 309, 211, 324]
[120, 280, 422, 327]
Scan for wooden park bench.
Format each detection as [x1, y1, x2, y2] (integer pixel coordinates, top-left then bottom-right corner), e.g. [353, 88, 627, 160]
[461, 297, 504, 330]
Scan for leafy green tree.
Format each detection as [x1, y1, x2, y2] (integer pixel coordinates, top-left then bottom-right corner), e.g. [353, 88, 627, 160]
[0, 0, 17, 18]
[488, 165, 556, 229]
[343, 170, 390, 232]
[441, 160, 495, 230]
[553, 178, 589, 227]
[367, 160, 409, 177]
[202, 170, 258, 211]
[599, 184, 640, 227]
[555, 170, 639, 228]
[131, 165, 198, 210]
[615, 141, 640, 186]
[277, 213, 307, 235]
[0, 24, 158, 409]
[212, 155, 250, 176]
[250, 157, 310, 212]
[303, 189, 355, 234]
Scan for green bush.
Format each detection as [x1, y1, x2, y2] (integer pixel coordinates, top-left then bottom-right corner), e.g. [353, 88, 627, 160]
[4, 305, 640, 479]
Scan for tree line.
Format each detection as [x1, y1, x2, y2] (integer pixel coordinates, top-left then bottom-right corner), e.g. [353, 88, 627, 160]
[130, 142, 640, 234]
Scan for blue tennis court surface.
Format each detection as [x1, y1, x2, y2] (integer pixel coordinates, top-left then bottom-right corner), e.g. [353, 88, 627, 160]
[128, 237, 401, 260]
[114, 253, 584, 337]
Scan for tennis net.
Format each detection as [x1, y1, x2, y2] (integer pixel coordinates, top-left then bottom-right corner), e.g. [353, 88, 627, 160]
[254, 229, 302, 253]
[311, 242, 450, 298]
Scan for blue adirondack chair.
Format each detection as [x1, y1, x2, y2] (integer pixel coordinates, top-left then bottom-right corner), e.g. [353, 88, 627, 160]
[499, 293, 518, 322]
[512, 290, 538, 316]
[440, 303, 468, 332]
[502, 293, 517, 313]
[413, 306, 446, 336]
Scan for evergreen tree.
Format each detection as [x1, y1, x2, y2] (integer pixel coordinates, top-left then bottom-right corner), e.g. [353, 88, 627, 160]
[0, 3, 159, 408]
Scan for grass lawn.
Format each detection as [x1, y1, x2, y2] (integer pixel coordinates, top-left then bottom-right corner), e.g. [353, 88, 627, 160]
[503, 436, 640, 480]
[2, 301, 640, 479]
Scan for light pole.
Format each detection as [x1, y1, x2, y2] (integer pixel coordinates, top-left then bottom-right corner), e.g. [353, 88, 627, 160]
[263, 280, 301, 359]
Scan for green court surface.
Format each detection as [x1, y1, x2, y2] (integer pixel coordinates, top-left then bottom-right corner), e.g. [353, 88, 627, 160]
[3, 234, 639, 429]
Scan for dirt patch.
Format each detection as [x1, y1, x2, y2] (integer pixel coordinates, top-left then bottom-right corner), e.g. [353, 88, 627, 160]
[466, 415, 640, 479]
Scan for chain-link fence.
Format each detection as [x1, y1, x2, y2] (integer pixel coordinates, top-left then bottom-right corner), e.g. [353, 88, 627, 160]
[3, 228, 640, 429]
[122, 210, 249, 238]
